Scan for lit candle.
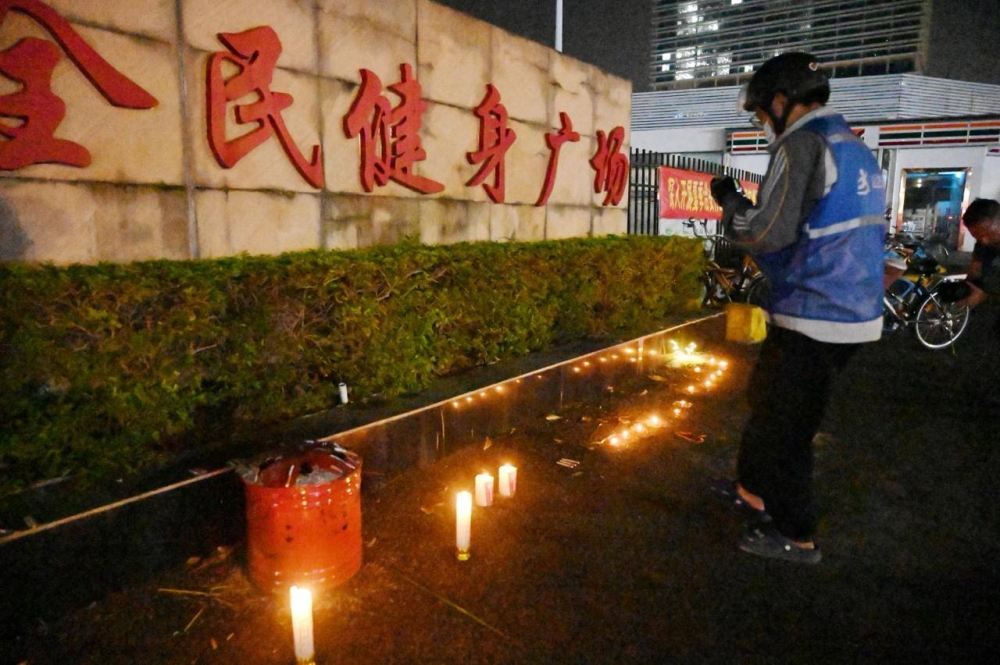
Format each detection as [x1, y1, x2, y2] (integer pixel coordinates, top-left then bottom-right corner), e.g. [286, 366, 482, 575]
[498, 464, 517, 497]
[290, 586, 315, 664]
[475, 473, 494, 507]
[456, 491, 472, 560]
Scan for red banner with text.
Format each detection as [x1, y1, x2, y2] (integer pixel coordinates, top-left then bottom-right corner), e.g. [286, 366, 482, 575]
[658, 166, 759, 220]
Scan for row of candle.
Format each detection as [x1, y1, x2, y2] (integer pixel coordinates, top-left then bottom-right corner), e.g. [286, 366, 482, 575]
[456, 463, 517, 561]
[444, 342, 722, 412]
[286, 345, 727, 658]
[283, 465, 515, 660]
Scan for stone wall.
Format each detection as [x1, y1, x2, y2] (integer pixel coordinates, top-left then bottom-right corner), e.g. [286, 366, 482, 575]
[0, 0, 631, 264]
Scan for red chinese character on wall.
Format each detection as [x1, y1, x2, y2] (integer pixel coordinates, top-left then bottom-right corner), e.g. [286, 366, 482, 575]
[206, 26, 324, 189]
[343, 64, 443, 195]
[466, 84, 516, 203]
[0, 0, 158, 170]
[589, 126, 627, 206]
[535, 111, 580, 206]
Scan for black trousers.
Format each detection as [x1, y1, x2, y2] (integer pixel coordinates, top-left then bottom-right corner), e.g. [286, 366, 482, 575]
[737, 326, 859, 542]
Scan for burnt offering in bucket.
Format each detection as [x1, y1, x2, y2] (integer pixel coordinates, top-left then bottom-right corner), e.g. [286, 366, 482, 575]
[238, 444, 362, 593]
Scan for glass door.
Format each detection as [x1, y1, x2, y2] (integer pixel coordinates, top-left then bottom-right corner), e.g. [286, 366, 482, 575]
[898, 168, 970, 250]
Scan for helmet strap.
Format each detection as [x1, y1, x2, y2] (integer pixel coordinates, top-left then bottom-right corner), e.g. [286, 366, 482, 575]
[766, 94, 792, 136]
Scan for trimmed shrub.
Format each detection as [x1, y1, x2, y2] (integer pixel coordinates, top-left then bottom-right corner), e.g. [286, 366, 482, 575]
[0, 236, 704, 496]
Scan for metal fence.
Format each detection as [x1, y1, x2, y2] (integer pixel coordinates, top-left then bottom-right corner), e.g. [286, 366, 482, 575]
[628, 149, 765, 236]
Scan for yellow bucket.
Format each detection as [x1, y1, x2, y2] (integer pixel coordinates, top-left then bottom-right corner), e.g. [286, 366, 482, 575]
[725, 303, 767, 343]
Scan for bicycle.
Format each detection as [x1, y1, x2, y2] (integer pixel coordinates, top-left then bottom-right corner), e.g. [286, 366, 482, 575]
[882, 251, 970, 350]
[683, 218, 769, 308]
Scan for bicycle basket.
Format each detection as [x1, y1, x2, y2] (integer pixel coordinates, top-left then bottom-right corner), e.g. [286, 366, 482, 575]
[712, 237, 745, 269]
[935, 280, 970, 303]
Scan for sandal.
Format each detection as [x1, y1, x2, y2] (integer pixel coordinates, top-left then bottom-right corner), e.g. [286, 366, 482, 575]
[738, 524, 822, 564]
[709, 478, 771, 523]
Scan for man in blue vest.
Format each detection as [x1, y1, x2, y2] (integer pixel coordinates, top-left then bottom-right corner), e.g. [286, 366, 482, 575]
[709, 52, 886, 564]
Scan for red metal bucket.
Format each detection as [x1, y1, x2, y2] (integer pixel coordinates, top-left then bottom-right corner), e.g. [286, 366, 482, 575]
[244, 456, 362, 593]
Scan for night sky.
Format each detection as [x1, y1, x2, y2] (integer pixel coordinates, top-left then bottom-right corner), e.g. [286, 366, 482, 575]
[431, 0, 654, 92]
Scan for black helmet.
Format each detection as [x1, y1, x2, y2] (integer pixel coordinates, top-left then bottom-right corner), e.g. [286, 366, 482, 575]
[742, 52, 830, 113]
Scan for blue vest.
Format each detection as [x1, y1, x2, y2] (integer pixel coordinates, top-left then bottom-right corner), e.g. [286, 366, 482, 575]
[756, 114, 886, 342]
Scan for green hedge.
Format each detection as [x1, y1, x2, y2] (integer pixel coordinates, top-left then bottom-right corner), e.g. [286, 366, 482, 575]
[0, 236, 704, 496]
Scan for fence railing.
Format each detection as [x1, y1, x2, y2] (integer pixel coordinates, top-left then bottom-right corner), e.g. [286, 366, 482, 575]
[628, 149, 765, 236]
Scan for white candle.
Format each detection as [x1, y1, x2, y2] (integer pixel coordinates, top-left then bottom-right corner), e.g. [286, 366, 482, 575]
[475, 473, 494, 507]
[338, 382, 349, 404]
[456, 491, 472, 560]
[498, 464, 517, 498]
[289, 586, 315, 664]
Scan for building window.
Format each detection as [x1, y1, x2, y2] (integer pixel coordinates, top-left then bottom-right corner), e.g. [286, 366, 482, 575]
[650, 0, 928, 90]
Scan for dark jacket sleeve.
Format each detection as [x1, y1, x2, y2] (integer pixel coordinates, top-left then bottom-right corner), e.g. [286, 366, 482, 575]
[719, 130, 830, 255]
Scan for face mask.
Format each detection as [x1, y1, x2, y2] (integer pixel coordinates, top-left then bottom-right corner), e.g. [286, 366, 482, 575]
[762, 119, 777, 144]
[751, 111, 778, 144]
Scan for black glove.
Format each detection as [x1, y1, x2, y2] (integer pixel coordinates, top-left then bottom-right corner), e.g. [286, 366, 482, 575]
[710, 176, 739, 205]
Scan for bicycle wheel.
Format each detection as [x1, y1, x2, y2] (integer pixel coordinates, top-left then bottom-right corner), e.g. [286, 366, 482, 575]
[882, 297, 903, 334]
[701, 269, 731, 307]
[914, 293, 970, 349]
